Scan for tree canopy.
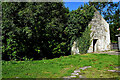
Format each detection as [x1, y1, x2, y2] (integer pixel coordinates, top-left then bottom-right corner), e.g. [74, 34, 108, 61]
[2, 2, 119, 61]
[89, 2, 119, 42]
[2, 2, 70, 60]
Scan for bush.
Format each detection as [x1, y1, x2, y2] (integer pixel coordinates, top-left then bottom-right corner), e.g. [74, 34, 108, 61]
[2, 2, 69, 60]
[65, 4, 95, 54]
[2, 2, 95, 60]
[76, 25, 92, 54]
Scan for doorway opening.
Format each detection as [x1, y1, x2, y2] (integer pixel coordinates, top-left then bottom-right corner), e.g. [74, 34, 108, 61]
[93, 39, 98, 52]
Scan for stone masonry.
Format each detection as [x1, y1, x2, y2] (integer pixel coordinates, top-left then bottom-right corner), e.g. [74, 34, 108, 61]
[71, 10, 111, 54]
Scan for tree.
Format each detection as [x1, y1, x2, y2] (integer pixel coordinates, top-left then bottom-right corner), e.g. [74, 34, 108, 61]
[65, 4, 95, 54]
[2, 2, 69, 60]
[89, 2, 119, 42]
[89, 2, 108, 15]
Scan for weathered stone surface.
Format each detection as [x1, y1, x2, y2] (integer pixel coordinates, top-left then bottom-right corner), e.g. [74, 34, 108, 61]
[71, 72, 79, 76]
[71, 10, 111, 54]
[115, 66, 120, 68]
[108, 70, 116, 72]
[118, 37, 120, 50]
[70, 76, 76, 78]
[74, 69, 81, 73]
[79, 66, 91, 70]
[108, 70, 120, 73]
[88, 11, 111, 53]
[79, 75, 86, 78]
[116, 71, 120, 73]
[71, 41, 80, 55]
[63, 76, 71, 78]
[63, 66, 91, 78]
[94, 51, 120, 55]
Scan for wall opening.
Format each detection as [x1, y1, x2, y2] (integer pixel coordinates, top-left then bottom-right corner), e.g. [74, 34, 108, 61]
[93, 39, 98, 52]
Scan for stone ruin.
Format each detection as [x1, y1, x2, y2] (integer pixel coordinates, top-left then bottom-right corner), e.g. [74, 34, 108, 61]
[71, 10, 111, 54]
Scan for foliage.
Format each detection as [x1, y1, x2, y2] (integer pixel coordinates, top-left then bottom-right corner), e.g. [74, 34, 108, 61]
[89, 2, 108, 15]
[76, 25, 92, 54]
[109, 4, 120, 41]
[2, 2, 69, 60]
[89, 2, 119, 42]
[2, 2, 97, 60]
[2, 54, 119, 78]
[65, 4, 95, 53]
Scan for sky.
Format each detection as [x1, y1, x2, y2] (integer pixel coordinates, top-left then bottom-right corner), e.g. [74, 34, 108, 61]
[64, 1, 120, 11]
[64, 2, 86, 11]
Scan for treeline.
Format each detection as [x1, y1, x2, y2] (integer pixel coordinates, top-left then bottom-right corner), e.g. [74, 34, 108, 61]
[2, 2, 95, 61]
[2, 2, 119, 61]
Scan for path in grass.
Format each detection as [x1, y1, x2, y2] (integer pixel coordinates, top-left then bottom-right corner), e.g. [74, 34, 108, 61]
[93, 51, 120, 55]
[2, 53, 120, 78]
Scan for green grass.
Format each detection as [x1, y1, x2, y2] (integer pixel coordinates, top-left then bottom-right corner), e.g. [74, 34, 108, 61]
[0, 53, 2, 80]
[2, 53, 120, 78]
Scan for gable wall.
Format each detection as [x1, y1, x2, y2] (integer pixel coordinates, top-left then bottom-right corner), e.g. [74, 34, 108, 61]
[71, 10, 111, 54]
[87, 11, 111, 52]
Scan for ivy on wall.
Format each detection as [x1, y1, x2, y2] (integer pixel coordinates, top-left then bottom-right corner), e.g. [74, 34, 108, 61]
[65, 5, 95, 54]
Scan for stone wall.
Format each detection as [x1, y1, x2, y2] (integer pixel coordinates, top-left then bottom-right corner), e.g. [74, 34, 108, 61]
[71, 41, 80, 55]
[71, 10, 111, 54]
[87, 10, 111, 52]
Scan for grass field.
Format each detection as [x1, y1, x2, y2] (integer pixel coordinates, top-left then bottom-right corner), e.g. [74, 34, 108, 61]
[2, 53, 120, 78]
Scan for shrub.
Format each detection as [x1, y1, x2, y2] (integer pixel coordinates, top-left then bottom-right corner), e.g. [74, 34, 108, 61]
[65, 4, 95, 54]
[76, 25, 92, 54]
[2, 2, 69, 60]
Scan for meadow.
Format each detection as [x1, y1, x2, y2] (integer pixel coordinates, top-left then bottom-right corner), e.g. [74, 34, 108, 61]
[2, 53, 120, 78]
